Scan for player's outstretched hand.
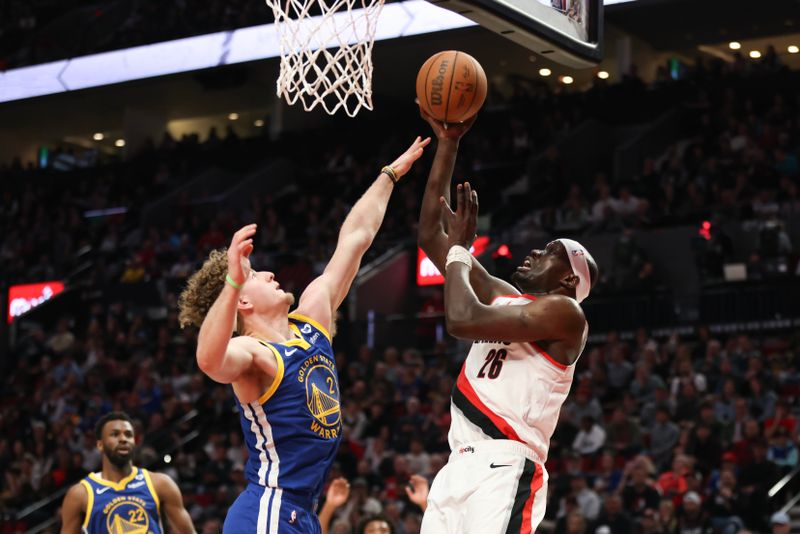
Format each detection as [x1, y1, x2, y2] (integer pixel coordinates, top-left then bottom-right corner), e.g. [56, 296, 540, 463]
[405, 474, 430, 511]
[227, 224, 256, 286]
[325, 477, 350, 509]
[440, 181, 479, 249]
[418, 102, 477, 141]
[389, 136, 431, 180]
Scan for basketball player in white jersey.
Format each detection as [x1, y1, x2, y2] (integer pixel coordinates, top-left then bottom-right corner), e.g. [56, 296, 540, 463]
[417, 111, 598, 534]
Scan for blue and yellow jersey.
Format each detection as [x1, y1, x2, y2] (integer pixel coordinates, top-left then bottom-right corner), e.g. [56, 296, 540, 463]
[238, 312, 342, 501]
[79, 466, 163, 534]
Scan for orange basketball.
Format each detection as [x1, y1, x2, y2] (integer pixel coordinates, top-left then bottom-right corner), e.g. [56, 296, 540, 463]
[416, 50, 487, 123]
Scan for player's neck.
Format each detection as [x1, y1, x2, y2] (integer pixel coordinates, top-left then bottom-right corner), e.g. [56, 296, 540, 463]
[243, 314, 292, 343]
[101, 460, 134, 483]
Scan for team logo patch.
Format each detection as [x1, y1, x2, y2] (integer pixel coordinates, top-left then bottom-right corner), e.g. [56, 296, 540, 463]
[306, 365, 340, 427]
[104, 497, 150, 533]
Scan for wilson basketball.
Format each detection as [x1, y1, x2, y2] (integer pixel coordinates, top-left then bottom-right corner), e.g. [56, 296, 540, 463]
[416, 50, 487, 123]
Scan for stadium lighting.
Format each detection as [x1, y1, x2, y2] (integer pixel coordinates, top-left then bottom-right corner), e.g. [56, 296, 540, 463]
[164, 454, 172, 463]
[538, 68, 552, 77]
[115, 139, 125, 147]
[728, 41, 741, 50]
[749, 50, 761, 59]
[561, 75, 574, 84]
[597, 70, 610, 79]
[228, 112, 239, 121]
[789, 45, 799, 54]
[93, 133, 104, 141]
[254, 119, 265, 127]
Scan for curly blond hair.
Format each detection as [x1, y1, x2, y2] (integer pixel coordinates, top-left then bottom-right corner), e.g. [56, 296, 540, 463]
[178, 249, 239, 330]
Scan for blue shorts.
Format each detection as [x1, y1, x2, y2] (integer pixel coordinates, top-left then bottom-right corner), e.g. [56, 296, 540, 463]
[223, 484, 321, 534]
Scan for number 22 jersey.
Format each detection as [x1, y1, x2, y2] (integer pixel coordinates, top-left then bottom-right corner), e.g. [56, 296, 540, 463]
[448, 294, 583, 463]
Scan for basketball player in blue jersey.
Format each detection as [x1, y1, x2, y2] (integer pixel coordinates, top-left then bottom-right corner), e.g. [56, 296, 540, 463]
[60, 411, 195, 533]
[177, 136, 430, 534]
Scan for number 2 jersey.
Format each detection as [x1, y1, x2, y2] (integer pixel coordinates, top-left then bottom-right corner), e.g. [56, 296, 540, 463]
[449, 294, 583, 463]
[238, 313, 341, 502]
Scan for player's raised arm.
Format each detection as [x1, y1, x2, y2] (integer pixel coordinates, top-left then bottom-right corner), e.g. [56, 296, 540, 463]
[439, 182, 587, 361]
[294, 136, 430, 331]
[417, 109, 518, 303]
[151, 472, 196, 533]
[60, 483, 88, 534]
[180, 225, 263, 384]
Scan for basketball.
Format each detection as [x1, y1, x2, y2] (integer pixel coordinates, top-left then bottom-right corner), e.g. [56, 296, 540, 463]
[416, 50, 487, 123]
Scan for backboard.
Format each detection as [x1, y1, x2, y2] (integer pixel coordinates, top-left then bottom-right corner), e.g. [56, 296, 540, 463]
[430, 0, 603, 68]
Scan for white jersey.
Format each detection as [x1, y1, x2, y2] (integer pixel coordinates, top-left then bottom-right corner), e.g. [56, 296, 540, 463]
[449, 294, 583, 463]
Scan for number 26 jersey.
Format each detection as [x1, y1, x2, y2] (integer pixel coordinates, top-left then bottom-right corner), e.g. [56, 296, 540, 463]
[448, 294, 582, 463]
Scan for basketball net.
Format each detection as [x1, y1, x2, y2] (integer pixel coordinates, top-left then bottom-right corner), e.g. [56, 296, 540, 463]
[264, 0, 386, 117]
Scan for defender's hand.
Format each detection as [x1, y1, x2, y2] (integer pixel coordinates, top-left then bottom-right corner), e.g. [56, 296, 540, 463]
[441, 182, 479, 249]
[389, 136, 431, 179]
[227, 224, 256, 286]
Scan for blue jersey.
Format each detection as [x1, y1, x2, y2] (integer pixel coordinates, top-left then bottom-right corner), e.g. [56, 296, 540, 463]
[79, 466, 163, 534]
[235, 313, 341, 511]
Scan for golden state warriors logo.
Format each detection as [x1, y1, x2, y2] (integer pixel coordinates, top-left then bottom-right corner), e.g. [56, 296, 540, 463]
[297, 354, 341, 438]
[104, 497, 150, 533]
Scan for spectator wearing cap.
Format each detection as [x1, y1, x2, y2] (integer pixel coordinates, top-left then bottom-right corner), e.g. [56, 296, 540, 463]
[677, 491, 711, 533]
[770, 511, 790, 534]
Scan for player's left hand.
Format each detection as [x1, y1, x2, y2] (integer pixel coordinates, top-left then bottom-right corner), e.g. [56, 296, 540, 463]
[405, 474, 430, 510]
[325, 477, 350, 509]
[388, 136, 431, 180]
[441, 181, 478, 249]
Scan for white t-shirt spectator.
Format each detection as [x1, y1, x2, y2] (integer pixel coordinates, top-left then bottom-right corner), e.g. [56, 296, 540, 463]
[573, 423, 607, 455]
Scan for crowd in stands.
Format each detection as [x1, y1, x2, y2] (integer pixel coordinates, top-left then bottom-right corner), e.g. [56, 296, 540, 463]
[2, 288, 799, 532]
[1, 44, 800, 534]
[0, 0, 271, 69]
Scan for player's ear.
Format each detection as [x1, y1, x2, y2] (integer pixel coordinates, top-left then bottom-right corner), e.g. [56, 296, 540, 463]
[561, 273, 579, 291]
[237, 296, 254, 312]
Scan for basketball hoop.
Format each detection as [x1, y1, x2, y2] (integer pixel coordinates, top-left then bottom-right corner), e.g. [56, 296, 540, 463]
[264, 0, 386, 117]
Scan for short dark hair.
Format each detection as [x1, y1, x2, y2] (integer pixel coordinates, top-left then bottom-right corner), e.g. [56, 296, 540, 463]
[95, 411, 134, 440]
[356, 514, 395, 534]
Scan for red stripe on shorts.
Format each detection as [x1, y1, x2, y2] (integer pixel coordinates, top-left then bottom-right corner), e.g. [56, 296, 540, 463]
[520, 463, 545, 534]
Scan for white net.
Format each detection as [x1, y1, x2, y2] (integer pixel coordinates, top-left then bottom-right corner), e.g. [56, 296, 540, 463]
[264, 0, 386, 117]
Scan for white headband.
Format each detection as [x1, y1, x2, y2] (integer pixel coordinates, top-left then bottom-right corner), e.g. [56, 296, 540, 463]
[558, 238, 593, 303]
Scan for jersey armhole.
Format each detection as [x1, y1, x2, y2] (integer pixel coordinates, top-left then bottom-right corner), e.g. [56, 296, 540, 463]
[142, 469, 161, 518]
[256, 342, 286, 404]
[79, 479, 93, 529]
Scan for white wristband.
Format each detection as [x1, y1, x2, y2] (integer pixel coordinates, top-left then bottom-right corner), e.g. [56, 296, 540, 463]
[446, 245, 472, 271]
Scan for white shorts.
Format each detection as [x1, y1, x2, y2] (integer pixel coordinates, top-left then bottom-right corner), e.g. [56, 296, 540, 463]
[421, 440, 549, 534]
